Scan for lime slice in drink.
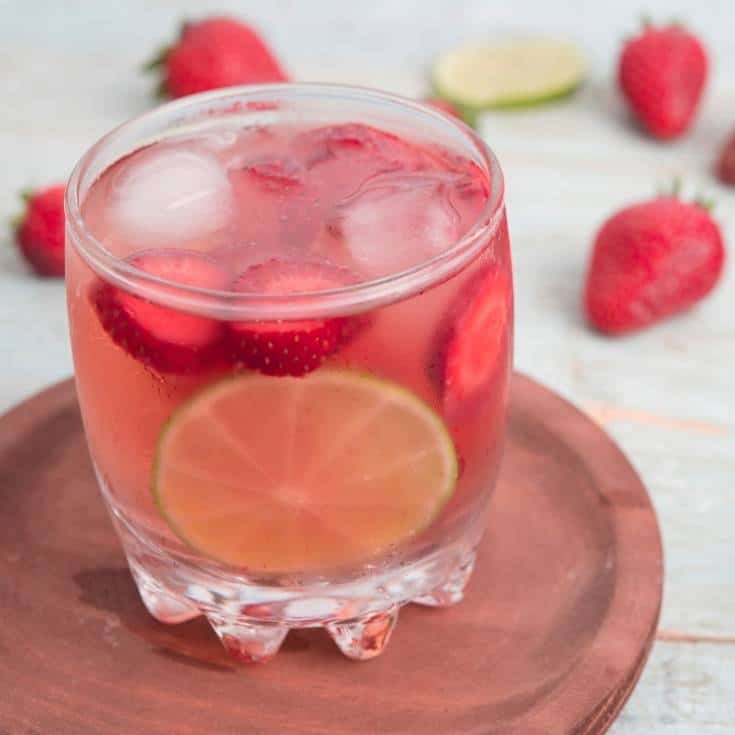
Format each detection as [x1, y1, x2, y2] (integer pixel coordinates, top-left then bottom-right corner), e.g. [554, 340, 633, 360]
[154, 370, 457, 572]
[432, 37, 586, 118]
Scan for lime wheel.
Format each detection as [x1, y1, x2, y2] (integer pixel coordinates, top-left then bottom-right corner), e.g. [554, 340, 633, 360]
[154, 370, 457, 572]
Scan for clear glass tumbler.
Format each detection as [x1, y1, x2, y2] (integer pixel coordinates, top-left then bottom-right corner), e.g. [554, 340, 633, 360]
[65, 84, 513, 662]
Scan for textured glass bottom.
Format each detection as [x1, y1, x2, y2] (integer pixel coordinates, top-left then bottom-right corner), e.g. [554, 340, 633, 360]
[108, 503, 481, 663]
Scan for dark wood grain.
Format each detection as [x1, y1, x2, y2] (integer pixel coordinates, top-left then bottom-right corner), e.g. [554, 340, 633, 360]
[0, 373, 663, 735]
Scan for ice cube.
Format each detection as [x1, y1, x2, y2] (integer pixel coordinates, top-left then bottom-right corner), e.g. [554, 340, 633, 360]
[108, 145, 233, 246]
[334, 172, 461, 278]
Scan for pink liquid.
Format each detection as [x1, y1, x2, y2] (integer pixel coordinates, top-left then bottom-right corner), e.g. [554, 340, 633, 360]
[67, 121, 512, 573]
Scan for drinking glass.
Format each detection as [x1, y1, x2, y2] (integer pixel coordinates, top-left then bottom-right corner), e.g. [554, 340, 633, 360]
[65, 84, 513, 662]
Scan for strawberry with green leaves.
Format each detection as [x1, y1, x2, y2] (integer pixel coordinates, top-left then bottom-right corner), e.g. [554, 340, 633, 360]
[146, 16, 288, 99]
[13, 184, 66, 277]
[618, 21, 708, 140]
[585, 192, 725, 335]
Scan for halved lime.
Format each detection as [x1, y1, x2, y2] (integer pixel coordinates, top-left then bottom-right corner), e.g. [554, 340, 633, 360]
[154, 370, 457, 572]
[432, 37, 586, 118]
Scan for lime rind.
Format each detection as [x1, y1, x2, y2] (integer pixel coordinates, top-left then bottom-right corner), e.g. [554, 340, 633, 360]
[432, 37, 586, 117]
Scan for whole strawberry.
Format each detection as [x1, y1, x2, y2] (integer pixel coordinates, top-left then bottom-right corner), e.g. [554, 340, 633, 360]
[146, 16, 288, 99]
[585, 195, 725, 334]
[618, 22, 708, 140]
[715, 130, 735, 186]
[13, 184, 66, 277]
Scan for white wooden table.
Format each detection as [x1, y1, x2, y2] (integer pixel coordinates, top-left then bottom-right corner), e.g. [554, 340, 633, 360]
[1, 1, 733, 732]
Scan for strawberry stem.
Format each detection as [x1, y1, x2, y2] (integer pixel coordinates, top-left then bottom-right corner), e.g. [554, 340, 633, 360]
[695, 194, 716, 211]
[155, 78, 170, 100]
[8, 190, 32, 234]
[141, 44, 170, 73]
[142, 18, 189, 73]
[658, 178, 682, 198]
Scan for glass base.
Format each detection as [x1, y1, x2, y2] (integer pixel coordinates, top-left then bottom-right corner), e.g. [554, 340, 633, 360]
[111, 509, 481, 663]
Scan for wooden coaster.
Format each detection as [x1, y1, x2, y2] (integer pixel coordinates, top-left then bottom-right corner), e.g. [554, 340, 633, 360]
[0, 373, 662, 735]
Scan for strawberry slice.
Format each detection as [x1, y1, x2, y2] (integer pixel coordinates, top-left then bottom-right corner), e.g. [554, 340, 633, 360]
[228, 156, 317, 251]
[435, 266, 510, 416]
[93, 250, 229, 374]
[238, 157, 305, 191]
[297, 123, 430, 173]
[229, 259, 357, 376]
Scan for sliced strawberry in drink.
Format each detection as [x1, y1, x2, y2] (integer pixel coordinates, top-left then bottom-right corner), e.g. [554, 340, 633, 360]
[237, 157, 305, 192]
[93, 249, 229, 374]
[229, 155, 320, 253]
[435, 266, 510, 416]
[301, 123, 398, 160]
[229, 259, 357, 376]
[298, 123, 430, 173]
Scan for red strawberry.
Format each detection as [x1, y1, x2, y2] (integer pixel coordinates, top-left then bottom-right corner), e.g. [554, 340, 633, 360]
[229, 260, 357, 376]
[146, 16, 288, 99]
[93, 250, 229, 373]
[435, 266, 510, 416]
[585, 196, 725, 335]
[298, 123, 429, 171]
[715, 130, 735, 186]
[238, 157, 305, 191]
[423, 98, 462, 119]
[618, 22, 708, 140]
[13, 184, 66, 276]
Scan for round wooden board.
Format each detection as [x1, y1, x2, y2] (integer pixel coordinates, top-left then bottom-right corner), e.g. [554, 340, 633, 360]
[0, 373, 662, 735]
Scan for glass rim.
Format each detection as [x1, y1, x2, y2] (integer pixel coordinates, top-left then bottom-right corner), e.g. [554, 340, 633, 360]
[66, 82, 505, 320]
